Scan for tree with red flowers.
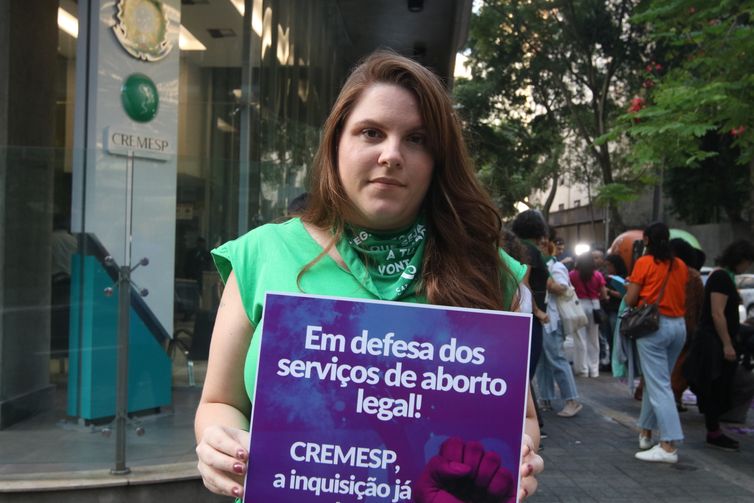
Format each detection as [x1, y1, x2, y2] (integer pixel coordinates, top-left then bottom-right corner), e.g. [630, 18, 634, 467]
[628, 97, 645, 113]
[608, 0, 754, 228]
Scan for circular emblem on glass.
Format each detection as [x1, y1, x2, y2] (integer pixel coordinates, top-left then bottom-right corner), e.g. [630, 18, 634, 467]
[121, 73, 159, 122]
[112, 0, 173, 62]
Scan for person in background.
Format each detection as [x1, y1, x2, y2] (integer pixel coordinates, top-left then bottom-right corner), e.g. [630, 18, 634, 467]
[625, 222, 688, 463]
[51, 213, 78, 280]
[684, 239, 754, 451]
[286, 192, 310, 214]
[536, 234, 583, 417]
[720, 317, 754, 424]
[592, 248, 606, 273]
[604, 255, 628, 324]
[592, 247, 611, 369]
[569, 253, 608, 378]
[592, 247, 610, 370]
[501, 229, 533, 316]
[719, 315, 754, 424]
[601, 254, 628, 370]
[668, 238, 705, 412]
[592, 248, 612, 370]
[511, 210, 550, 377]
[50, 213, 78, 358]
[194, 50, 543, 501]
[184, 236, 213, 288]
[511, 210, 551, 438]
[555, 236, 575, 271]
[634, 239, 706, 407]
[501, 228, 528, 266]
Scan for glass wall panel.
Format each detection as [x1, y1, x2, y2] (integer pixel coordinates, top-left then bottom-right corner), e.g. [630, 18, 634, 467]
[0, 0, 350, 482]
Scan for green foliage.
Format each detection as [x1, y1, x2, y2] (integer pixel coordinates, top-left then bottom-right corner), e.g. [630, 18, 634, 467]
[611, 0, 754, 223]
[619, 0, 754, 168]
[595, 182, 641, 205]
[454, 79, 544, 215]
[456, 0, 648, 219]
[663, 133, 749, 223]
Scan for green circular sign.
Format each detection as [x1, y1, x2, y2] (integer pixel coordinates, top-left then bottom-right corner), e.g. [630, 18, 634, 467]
[121, 73, 159, 122]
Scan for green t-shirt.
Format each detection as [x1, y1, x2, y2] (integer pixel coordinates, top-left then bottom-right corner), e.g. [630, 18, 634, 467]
[211, 218, 527, 403]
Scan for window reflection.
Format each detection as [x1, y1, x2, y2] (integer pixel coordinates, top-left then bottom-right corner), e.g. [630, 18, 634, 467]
[1, 0, 346, 478]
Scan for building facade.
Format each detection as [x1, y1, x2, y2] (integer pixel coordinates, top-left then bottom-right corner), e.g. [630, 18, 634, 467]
[0, 0, 471, 490]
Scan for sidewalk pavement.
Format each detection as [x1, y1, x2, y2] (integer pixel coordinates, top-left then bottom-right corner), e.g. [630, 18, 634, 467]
[534, 374, 754, 502]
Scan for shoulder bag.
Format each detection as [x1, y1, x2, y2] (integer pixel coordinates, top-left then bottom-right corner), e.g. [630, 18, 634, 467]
[620, 261, 672, 340]
[555, 286, 589, 335]
[591, 298, 607, 325]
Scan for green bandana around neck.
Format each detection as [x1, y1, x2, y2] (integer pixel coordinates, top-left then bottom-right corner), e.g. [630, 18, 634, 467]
[336, 215, 427, 301]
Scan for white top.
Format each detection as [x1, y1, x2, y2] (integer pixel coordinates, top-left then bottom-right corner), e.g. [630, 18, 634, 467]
[545, 259, 571, 333]
[517, 283, 532, 314]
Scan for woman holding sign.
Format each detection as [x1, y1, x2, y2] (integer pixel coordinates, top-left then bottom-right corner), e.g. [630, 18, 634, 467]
[195, 50, 543, 501]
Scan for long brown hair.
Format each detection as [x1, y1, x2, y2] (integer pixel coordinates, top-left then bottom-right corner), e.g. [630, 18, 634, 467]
[576, 252, 597, 284]
[301, 50, 513, 310]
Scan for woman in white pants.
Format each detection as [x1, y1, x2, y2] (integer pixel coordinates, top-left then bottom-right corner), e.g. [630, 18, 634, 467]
[569, 253, 608, 377]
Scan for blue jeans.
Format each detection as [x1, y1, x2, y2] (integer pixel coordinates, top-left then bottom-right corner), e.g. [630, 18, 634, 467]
[536, 324, 579, 401]
[636, 315, 686, 442]
[599, 310, 618, 363]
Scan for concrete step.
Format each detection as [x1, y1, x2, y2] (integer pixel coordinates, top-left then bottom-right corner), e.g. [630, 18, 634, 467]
[0, 462, 227, 503]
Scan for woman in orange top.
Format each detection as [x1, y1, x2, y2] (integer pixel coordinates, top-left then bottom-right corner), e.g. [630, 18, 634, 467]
[624, 222, 688, 464]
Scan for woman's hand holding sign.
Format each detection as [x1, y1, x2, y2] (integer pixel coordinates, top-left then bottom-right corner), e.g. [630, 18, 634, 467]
[518, 433, 543, 501]
[196, 424, 250, 499]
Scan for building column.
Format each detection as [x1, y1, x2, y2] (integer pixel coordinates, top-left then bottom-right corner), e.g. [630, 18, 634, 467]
[0, 0, 58, 428]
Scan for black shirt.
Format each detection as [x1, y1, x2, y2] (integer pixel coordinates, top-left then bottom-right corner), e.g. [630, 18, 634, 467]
[699, 269, 740, 336]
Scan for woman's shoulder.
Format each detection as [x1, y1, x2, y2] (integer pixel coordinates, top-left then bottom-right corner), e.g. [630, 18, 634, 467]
[632, 255, 659, 274]
[706, 268, 733, 288]
[549, 259, 567, 274]
[707, 267, 726, 279]
[549, 260, 569, 282]
[211, 219, 308, 281]
[627, 255, 652, 283]
[634, 255, 653, 267]
[671, 257, 689, 274]
[499, 248, 527, 282]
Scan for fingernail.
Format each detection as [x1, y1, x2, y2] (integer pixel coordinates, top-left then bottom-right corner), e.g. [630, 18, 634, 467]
[233, 462, 245, 474]
[236, 449, 247, 461]
[232, 486, 241, 497]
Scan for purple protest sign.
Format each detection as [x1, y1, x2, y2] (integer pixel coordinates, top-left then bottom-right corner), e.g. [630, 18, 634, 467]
[244, 292, 532, 502]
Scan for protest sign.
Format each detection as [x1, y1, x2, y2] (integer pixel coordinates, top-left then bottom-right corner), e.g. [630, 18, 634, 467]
[244, 292, 532, 502]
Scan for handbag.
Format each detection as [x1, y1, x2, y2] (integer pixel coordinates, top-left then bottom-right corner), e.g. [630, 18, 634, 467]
[591, 299, 607, 325]
[556, 286, 589, 335]
[620, 261, 673, 340]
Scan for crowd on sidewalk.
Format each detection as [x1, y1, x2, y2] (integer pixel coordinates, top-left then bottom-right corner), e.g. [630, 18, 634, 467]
[191, 51, 749, 501]
[505, 211, 754, 465]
